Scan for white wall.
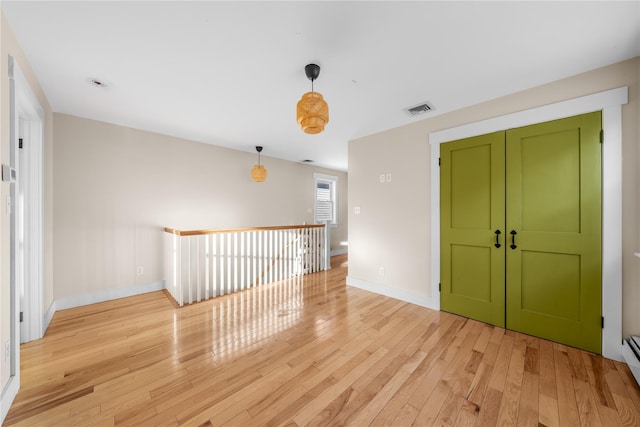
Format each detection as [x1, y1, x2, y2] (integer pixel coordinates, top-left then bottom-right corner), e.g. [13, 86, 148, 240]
[53, 113, 347, 301]
[348, 57, 640, 337]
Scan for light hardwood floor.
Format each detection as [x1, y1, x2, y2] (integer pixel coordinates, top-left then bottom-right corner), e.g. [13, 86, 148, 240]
[6, 254, 640, 426]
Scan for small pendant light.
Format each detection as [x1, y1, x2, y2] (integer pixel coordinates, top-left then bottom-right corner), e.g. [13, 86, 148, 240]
[251, 146, 267, 182]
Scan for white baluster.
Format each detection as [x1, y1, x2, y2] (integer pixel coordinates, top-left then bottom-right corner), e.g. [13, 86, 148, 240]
[233, 232, 238, 292]
[212, 234, 217, 297]
[196, 236, 201, 302]
[187, 236, 192, 304]
[205, 235, 210, 300]
[312, 228, 316, 273]
[227, 233, 232, 294]
[258, 231, 262, 286]
[220, 234, 225, 295]
[267, 230, 271, 284]
[175, 234, 182, 306]
[253, 231, 257, 287]
[240, 232, 245, 291]
[277, 230, 282, 282]
[265, 230, 269, 284]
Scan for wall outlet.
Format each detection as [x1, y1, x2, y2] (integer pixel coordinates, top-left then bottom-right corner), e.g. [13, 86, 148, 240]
[137, 266, 144, 276]
[379, 174, 386, 183]
[354, 206, 361, 215]
[386, 173, 392, 182]
[379, 267, 385, 277]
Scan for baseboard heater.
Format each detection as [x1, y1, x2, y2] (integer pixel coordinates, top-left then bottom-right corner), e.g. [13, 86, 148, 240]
[622, 336, 640, 386]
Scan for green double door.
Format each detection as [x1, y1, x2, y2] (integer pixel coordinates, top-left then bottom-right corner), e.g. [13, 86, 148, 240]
[440, 112, 602, 353]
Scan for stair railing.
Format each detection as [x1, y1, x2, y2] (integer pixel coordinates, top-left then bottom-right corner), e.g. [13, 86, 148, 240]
[163, 224, 328, 306]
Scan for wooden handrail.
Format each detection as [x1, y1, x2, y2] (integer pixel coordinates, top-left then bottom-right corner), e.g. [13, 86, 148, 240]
[164, 224, 325, 237]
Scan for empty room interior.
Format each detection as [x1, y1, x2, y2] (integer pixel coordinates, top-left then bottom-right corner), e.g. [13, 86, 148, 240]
[1, 1, 640, 425]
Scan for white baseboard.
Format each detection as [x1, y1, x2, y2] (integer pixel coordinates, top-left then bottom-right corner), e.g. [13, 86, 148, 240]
[331, 249, 348, 256]
[43, 301, 56, 335]
[55, 281, 165, 311]
[346, 276, 439, 310]
[1, 374, 19, 425]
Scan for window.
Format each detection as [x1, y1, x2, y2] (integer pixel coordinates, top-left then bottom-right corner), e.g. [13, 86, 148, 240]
[314, 173, 338, 226]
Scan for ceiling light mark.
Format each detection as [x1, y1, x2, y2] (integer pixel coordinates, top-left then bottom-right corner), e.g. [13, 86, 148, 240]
[89, 78, 107, 88]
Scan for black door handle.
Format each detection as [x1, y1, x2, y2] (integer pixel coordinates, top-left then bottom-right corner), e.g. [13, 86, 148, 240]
[494, 230, 501, 248]
[510, 230, 517, 249]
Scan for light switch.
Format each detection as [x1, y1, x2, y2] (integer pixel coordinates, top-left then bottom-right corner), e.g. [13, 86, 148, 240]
[379, 174, 386, 183]
[386, 173, 392, 182]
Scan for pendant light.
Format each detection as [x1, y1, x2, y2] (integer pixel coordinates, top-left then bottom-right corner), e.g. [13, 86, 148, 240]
[296, 64, 329, 134]
[251, 146, 267, 182]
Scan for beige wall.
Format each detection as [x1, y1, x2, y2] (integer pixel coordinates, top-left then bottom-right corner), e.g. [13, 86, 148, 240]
[349, 57, 639, 337]
[53, 113, 347, 300]
[0, 12, 54, 391]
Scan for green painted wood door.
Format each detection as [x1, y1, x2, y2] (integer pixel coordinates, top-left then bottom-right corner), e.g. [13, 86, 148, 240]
[440, 132, 506, 327]
[505, 112, 602, 353]
[440, 112, 602, 353]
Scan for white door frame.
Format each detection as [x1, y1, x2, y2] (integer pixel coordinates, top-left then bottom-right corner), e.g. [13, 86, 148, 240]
[1, 56, 45, 423]
[429, 86, 628, 361]
[12, 57, 44, 343]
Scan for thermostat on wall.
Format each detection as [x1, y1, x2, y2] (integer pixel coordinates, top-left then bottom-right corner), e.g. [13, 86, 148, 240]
[2, 165, 16, 183]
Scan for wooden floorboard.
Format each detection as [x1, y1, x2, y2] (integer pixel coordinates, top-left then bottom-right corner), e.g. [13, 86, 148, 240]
[6, 254, 640, 426]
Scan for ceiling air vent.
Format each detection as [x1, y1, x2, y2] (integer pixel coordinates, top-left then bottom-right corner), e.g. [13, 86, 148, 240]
[405, 102, 433, 117]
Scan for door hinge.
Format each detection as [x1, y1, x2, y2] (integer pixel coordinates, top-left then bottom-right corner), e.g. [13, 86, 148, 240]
[438, 158, 441, 167]
[601, 316, 604, 329]
[439, 282, 441, 292]
[18, 138, 23, 149]
[20, 311, 23, 323]
[600, 130, 603, 144]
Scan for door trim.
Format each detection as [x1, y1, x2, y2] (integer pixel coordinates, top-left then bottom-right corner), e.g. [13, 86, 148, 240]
[11, 57, 45, 344]
[429, 86, 628, 361]
[1, 56, 45, 424]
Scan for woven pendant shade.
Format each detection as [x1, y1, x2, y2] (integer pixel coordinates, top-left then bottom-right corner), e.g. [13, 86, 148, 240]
[296, 91, 329, 134]
[251, 146, 267, 182]
[251, 164, 267, 182]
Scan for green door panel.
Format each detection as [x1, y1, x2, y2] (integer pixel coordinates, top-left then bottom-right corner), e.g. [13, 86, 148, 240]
[440, 132, 505, 327]
[505, 111, 602, 353]
[519, 129, 581, 233]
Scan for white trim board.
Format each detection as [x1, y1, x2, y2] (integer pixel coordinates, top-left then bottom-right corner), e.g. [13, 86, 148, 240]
[54, 281, 165, 311]
[346, 276, 438, 309]
[429, 86, 628, 361]
[0, 374, 19, 423]
[43, 302, 56, 334]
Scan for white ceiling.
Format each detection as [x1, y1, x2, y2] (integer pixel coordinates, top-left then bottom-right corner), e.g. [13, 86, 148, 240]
[2, 1, 639, 171]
